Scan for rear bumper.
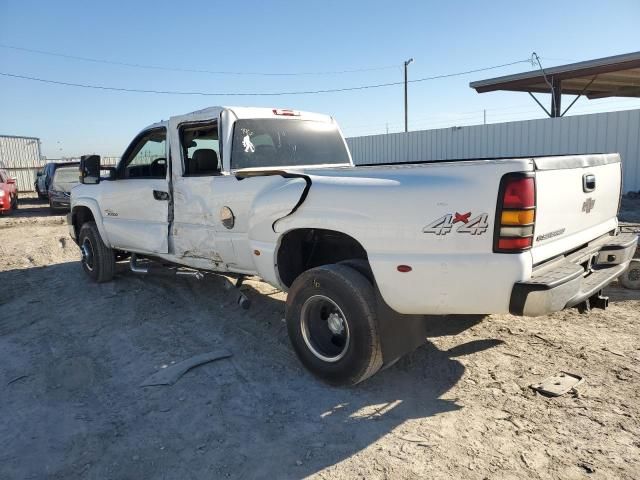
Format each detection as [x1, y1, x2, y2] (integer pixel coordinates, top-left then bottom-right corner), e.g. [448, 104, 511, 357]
[510, 231, 638, 316]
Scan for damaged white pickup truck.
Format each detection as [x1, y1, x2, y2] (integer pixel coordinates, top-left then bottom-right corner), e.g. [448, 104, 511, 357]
[69, 106, 637, 385]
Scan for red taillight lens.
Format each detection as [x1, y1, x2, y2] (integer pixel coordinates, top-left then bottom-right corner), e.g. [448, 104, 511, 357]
[498, 237, 532, 250]
[495, 174, 536, 253]
[502, 178, 535, 208]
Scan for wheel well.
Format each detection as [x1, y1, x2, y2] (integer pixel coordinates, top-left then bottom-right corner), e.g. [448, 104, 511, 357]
[277, 228, 369, 288]
[72, 206, 95, 238]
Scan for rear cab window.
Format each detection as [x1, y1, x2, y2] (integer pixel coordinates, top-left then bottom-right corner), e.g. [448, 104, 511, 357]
[231, 118, 350, 170]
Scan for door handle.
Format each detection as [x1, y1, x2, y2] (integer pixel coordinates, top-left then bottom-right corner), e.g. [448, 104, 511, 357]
[153, 190, 170, 201]
[583, 174, 596, 192]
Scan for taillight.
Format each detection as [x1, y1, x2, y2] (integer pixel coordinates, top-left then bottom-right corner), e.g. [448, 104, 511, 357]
[494, 173, 536, 253]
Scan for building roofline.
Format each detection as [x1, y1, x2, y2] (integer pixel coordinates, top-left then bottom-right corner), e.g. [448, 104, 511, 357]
[0, 134, 41, 141]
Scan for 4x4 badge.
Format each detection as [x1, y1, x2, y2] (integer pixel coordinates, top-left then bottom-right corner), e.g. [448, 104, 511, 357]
[423, 212, 489, 236]
[582, 198, 595, 214]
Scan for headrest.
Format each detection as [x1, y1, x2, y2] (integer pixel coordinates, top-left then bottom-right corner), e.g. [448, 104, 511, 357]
[192, 149, 219, 173]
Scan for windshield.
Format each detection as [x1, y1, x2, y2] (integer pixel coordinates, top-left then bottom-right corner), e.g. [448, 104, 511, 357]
[53, 166, 80, 184]
[231, 119, 350, 170]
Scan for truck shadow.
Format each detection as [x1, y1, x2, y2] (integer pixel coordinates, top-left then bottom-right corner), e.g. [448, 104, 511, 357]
[0, 261, 497, 479]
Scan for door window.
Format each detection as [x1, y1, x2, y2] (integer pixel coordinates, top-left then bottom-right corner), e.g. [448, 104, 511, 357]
[180, 123, 220, 176]
[119, 129, 167, 179]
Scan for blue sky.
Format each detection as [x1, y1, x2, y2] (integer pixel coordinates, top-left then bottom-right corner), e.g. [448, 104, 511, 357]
[1, 0, 639, 158]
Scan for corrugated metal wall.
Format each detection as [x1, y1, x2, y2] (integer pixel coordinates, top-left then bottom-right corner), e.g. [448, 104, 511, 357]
[0, 135, 43, 192]
[346, 109, 640, 193]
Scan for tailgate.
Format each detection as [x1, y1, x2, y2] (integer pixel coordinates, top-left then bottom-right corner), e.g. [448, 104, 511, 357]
[531, 154, 621, 264]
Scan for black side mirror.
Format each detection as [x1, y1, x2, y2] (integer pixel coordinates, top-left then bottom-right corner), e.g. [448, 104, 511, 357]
[80, 155, 101, 184]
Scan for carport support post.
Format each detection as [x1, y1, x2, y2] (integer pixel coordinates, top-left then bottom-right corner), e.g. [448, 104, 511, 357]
[404, 58, 413, 132]
[551, 77, 562, 117]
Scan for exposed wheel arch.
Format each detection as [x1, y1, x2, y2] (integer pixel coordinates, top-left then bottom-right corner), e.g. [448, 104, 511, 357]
[276, 228, 370, 288]
[71, 206, 95, 240]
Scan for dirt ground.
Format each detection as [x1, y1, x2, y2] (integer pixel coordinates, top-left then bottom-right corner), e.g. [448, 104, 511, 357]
[1, 195, 639, 480]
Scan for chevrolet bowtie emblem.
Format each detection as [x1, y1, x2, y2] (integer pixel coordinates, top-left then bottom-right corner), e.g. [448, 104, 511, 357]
[582, 197, 596, 213]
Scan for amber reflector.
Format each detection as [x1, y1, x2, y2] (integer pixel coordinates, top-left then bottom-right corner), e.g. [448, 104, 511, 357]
[501, 209, 535, 225]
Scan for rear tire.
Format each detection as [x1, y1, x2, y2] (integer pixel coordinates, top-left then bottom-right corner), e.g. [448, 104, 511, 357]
[286, 264, 382, 386]
[78, 221, 115, 283]
[338, 258, 374, 283]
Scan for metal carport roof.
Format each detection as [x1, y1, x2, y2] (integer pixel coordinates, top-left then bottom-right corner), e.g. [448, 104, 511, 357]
[470, 51, 640, 116]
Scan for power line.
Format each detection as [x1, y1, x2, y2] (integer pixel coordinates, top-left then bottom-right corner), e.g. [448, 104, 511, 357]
[0, 43, 400, 76]
[0, 59, 532, 97]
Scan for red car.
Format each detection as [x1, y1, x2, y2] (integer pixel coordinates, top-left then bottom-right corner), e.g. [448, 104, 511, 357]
[0, 169, 18, 214]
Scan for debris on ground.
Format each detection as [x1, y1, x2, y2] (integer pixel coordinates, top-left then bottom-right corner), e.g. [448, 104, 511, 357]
[530, 371, 584, 397]
[6, 375, 28, 386]
[578, 461, 596, 474]
[140, 350, 232, 387]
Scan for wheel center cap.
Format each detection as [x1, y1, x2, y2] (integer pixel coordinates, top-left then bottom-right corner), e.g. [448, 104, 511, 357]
[327, 313, 344, 335]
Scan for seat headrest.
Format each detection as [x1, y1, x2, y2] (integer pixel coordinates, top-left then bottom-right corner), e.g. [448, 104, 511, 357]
[192, 149, 219, 173]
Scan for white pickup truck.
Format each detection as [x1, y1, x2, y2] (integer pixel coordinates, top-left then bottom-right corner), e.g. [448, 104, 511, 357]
[69, 106, 637, 385]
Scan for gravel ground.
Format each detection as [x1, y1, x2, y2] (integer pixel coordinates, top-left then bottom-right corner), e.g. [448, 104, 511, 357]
[1, 195, 639, 480]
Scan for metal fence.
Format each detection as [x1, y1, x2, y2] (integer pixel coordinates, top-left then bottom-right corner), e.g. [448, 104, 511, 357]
[346, 109, 640, 193]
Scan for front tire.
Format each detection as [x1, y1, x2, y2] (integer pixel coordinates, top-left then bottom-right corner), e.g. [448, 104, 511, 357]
[78, 221, 115, 283]
[286, 264, 382, 386]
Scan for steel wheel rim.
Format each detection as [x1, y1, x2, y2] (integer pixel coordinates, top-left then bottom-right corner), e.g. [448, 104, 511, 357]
[81, 237, 95, 272]
[300, 294, 350, 363]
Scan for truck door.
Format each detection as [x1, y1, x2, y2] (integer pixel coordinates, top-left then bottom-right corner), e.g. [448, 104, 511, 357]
[99, 127, 170, 254]
[170, 120, 233, 269]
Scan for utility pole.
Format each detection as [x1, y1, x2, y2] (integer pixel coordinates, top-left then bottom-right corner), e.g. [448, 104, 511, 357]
[483, 109, 486, 125]
[404, 58, 413, 133]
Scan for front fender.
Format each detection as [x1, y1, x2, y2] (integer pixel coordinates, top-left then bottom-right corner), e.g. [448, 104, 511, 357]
[71, 197, 112, 248]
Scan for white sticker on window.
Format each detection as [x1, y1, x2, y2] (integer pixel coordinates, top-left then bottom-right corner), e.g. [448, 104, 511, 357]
[242, 135, 255, 153]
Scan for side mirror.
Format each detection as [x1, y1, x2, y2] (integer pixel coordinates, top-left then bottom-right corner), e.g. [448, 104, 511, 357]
[36, 171, 42, 177]
[80, 155, 101, 184]
[6, 177, 16, 184]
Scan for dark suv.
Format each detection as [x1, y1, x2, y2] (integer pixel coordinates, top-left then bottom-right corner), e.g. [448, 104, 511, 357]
[48, 163, 80, 212]
[35, 162, 79, 200]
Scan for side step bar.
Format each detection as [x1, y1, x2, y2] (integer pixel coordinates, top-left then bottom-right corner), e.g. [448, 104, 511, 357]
[129, 253, 204, 279]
